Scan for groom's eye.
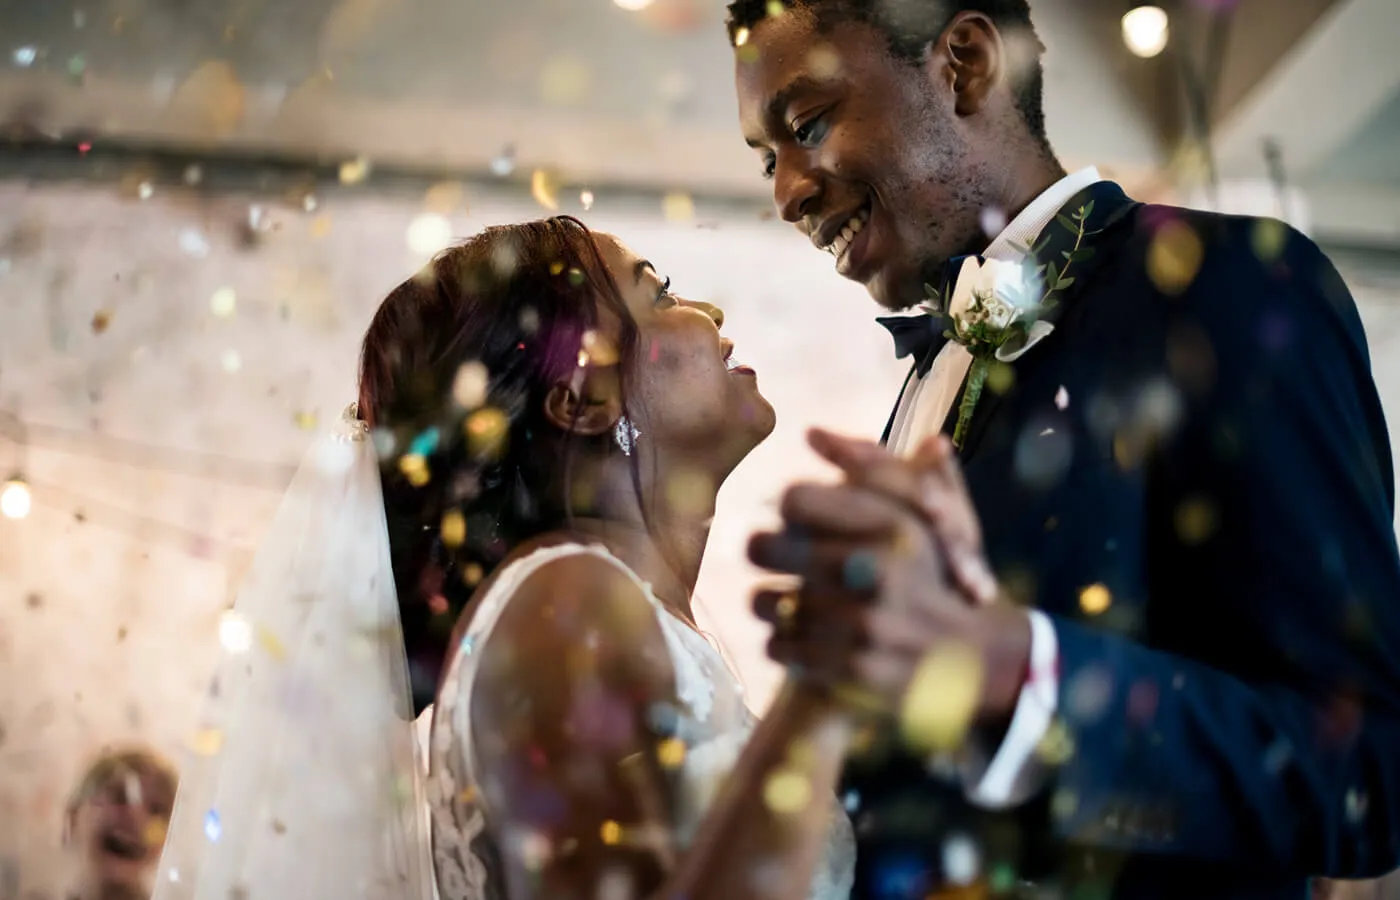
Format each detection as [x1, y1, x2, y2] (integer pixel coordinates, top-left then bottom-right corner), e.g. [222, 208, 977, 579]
[792, 114, 828, 147]
[761, 154, 776, 179]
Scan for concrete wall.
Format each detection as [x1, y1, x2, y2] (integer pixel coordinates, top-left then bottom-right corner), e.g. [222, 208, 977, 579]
[1, 177, 1398, 897]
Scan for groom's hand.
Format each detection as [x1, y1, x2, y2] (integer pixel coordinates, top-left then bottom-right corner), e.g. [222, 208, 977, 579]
[748, 429, 1032, 733]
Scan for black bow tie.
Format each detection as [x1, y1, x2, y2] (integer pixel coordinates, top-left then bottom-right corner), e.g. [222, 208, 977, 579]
[876, 311, 948, 377]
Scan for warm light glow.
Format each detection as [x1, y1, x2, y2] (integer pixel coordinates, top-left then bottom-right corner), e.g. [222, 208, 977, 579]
[1122, 5, 1169, 58]
[1, 479, 31, 519]
[613, 0, 653, 9]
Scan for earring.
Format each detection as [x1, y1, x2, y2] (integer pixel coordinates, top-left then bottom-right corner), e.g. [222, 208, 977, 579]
[614, 417, 640, 456]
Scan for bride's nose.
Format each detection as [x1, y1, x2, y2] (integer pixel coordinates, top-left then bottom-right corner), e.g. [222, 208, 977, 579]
[680, 298, 724, 329]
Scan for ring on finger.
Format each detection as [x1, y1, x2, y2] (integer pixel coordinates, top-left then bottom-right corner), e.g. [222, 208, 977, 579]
[842, 549, 881, 591]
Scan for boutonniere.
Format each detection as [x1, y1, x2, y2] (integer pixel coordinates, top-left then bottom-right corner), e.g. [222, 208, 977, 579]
[924, 200, 1102, 448]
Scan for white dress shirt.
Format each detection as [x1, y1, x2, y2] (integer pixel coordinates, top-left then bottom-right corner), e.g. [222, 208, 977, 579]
[887, 167, 1103, 808]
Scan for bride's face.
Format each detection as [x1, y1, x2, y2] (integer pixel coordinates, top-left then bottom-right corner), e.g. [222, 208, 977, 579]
[594, 234, 776, 475]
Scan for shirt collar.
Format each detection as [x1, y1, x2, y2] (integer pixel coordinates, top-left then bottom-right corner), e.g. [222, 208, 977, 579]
[984, 166, 1103, 262]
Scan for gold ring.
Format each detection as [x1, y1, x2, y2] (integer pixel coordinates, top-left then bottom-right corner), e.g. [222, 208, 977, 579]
[774, 593, 800, 628]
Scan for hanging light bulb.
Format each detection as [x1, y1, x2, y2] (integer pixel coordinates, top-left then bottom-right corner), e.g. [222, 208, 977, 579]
[1122, 5, 1169, 58]
[1, 476, 32, 520]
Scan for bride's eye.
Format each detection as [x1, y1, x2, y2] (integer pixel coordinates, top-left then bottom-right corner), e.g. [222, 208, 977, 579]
[656, 276, 675, 307]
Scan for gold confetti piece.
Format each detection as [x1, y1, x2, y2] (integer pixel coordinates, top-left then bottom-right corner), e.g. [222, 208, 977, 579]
[580, 189, 595, 210]
[271, 818, 287, 834]
[310, 215, 332, 238]
[807, 45, 840, 78]
[581, 329, 619, 366]
[257, 627, 287, 661]
[662, 191, 695, 222]
[1036, 719, 1075, 764]
[406, 213, 452, 255]
[91, 310, 113, 333]
[539, 56, 591, 106]
[1147, 220, 1203, 295]
[465, 407, 510, 459]
[220, 350, 242, 373]
[143, 819, 168, 847]
[600, 820, 622, 845]
[425, 181, 464, 214]
[399, 453, 431, 487]
[453, 361, 489, 409]
[986, 361, 1015, 395]
[899, 642, 984, 754]
[656, 737, 686, 768]
[1078, 583, 1111, 615]
[763, 768, 812, 814]
[765, 0, 783, 15]
[1252, 218, 1287, 263]
[294, 411, 318, 431]
[734, 26, 750, 45]
[1174, 497, 1217, 545]
[191, 728, 224, 756]
[532, 170, 560, 211]
[441, 509, 466, 548]
[209, 286, 237, 317]
[338, 156, 371, 185]
[463, 563, 484, 586]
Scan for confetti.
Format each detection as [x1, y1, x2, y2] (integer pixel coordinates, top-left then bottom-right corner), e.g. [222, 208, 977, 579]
[656, 737, 687, 768]
[898, 642, 983, 753]
[441, 509, 466, 548]
[178, 228, 211, 258]
[191, 728, 224, 756]
[257, 627, 287, 661]
[91, 309, 113, 333]
[1078, 583, 1111, 615]
[398, 453, 431, 487]
[220, 350, 242, 373]
[294, 411, 318, 431]
[806, 45, 841, 78]
[203, 809, 221, 842]
[13, 46, 37, 67]
[209, 287, 236, 317]
[490, 146, 516, 177]
[662, 191, 695, 222]
[1054, 385, 1070, 409]
[338, 156, 371, 185]
[0, 479, 31, 520]
[539, 57, 591, 106]
[1147, 220, 1203, 295]
[600, 820, 622, 845]
[531, 170, 560, 211]
[1174, 496, 1217, 545]
[425, 181, 464, 214]
[762, 768, 812, 814]
[406, 214, 452, 255]
[218, 611, 253, 653]
[614, 0, 654, 8]
[979, 206, 1008, 237]
[465, 407, 510, 459]
[452, 361, 490, 409]
[579, 189, 595, 210]
[137, 181, 153, 200]
[942, 833, 981, 885]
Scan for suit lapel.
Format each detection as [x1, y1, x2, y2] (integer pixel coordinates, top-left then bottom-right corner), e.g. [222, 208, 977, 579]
[953, 182, 1141, 461]
[880, 363, 919, 447]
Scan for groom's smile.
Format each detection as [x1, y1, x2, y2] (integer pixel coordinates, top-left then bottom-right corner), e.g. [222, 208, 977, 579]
[734, 7, 1010, 311]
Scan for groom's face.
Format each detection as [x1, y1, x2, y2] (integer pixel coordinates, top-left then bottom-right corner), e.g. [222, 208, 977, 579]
[736, 11, 992, 311]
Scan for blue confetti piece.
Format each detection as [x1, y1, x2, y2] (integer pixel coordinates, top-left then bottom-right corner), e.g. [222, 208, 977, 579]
[461, 635, 475, 655]
[409, 427, 441, 457]
[203, 809, 221, 843]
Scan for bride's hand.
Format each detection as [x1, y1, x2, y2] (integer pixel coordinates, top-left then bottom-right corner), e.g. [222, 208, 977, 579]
[805, 428, 998, 606]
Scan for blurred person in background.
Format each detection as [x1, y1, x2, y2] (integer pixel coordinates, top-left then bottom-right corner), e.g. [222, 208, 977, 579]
[63, 747, 177, 900]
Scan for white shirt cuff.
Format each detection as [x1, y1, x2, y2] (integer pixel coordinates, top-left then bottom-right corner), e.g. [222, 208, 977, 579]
[960, 609, 1059, 809]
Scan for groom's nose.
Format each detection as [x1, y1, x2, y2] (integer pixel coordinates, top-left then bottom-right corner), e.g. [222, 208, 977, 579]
[775, 155, 821, 227]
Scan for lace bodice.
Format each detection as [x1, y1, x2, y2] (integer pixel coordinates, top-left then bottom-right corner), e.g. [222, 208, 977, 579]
[424, 542, 855, 900]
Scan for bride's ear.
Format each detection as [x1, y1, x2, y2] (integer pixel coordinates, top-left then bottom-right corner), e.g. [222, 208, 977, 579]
[542, 368, 623, 438]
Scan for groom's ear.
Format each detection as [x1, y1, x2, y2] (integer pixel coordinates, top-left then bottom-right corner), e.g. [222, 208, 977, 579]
[940, 12, 1002, 118]
[542, 368, 623, 438]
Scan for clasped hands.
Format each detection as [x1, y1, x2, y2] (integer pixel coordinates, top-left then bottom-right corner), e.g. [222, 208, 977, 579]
[748, 429, 1033, 748]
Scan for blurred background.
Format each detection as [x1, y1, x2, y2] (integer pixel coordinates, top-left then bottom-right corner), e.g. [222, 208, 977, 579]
[1, 0, 1398, 896]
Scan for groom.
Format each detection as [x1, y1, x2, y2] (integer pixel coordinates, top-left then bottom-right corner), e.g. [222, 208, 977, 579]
[729, 1, 1400, 898]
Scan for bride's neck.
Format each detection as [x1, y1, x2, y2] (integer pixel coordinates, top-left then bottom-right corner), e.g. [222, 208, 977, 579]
[567, 493, 714, 626]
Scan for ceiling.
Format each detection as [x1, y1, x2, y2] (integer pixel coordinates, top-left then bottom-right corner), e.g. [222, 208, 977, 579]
[0, 0, 1397, 245]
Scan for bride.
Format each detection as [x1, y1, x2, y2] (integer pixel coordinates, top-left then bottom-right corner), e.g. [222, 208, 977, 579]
[152, 216, 856, 899]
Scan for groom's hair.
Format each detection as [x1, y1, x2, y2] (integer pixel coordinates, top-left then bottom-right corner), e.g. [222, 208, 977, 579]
[725, 0, 1048, 148]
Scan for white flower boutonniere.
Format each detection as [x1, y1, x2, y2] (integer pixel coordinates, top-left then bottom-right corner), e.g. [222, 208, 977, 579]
[924, 200, 1102, 449]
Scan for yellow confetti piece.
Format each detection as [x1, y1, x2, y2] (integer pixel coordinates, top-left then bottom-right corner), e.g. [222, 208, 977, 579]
[662, 191, 695, 222]
[425, 181, 464, 214]
[463, 563, 484, 587]
[209, 287, 237, 317]
[657, 737, 686, 768]
[399, 453, 431, 487]
[453, 361, 490, 409]
[765, 0, 784, 16]
[986, 361, 1015, 395]
[899, 642, 984, 754]
[600, 820, 622, 845]
[1036, 719, 1075, 765]
[310, 215, 333, 238]
[539, 56, 591, 106]
[763, 768, 812, 814]
[1147, 220, 1203, 295]
[1251, 218, 1287, 263]
[1174, 497, 1217, 545]
[294, 411, 318, 431]
[338, 156, 371, 185]
[733, 26, 750, 45]
[465, 408, 509, 460]
[1078, 583, 1111, 616]
[807, 45, 840, 78]
[532, 170, 560, 211]
[580, 329, 619, 366]
[441, 509, 466, 548]
[142, 818, 168, 847]
[257, 627, 287, 661]
[191, 728, 224, 756]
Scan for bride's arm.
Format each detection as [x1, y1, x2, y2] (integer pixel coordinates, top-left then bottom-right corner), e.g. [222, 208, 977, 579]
[468, 552, 849, 900]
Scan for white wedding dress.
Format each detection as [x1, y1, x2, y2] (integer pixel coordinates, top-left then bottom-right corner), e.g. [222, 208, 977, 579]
[423, 542, 857, 900]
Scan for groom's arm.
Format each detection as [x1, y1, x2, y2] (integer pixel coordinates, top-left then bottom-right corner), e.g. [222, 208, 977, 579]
[1043, 223, 1400, 876]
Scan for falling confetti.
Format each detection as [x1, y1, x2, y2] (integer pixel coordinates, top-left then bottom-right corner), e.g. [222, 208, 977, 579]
[600, 820, 622, 845]
[257, 626, 287, 661]
[91, 309, 113, 333]
[899, 642, 984, 753]
[531, 170, 560, 211]
[490, 146, 517, 177]
[762, 768, 812, 814]
[942, 833, 981, 886]
[1147, 220, 1203, 295]
[425, 181, 464, 214]
[662, 191, 695, 222]
[406, 213, 452, 255]
[183, 164, 202, 185]
[806, 45, 841, 78]
[178, 228, 211, 258]
[1054, 385, 1070, 409]
[452, 361, 489, 409]
[218, 611, 253, 653]
[191, 728, 224, 756]
[220, 350, 242, 373]
[979, 206, 1008, 237]
[338, 156, 371, 185]
[301, 194, 318, 212]
[579, 189, 595, 210]
[13, 46, 37, 67]
[209, 287, 236, 317]
[441, 509, 466, 548]
[465, 407, 510, 459]
[656, 737, 686, 768]
[1174, 496, 1217, 545]
[203, 810, 222, 842]
[294, 411, 318, 431]
[539, 57, 591, 106]
[137, 181, 154, 200]
[399, 453, 431, 488]
[1078, 583, 1111, 615]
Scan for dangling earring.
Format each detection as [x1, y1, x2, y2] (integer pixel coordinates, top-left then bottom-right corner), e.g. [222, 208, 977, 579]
[614, 417, 640, 456]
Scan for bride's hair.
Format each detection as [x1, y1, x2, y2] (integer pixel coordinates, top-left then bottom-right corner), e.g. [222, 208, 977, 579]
[357, 216, 642, 709]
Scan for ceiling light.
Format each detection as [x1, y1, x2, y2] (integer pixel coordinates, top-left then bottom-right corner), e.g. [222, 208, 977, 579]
[1122, 5, 1169, 58]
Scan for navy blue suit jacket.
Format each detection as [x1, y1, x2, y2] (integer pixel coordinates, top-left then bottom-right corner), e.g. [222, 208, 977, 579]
[849, 184, 1400, 899]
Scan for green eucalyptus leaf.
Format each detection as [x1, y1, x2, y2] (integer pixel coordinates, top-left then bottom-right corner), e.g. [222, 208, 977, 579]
[1056, 276, 1076, 290]
[1056, 214, 1078, 234]
[1082, 199, 1096, 218]
[1069, 247, 1095, 263]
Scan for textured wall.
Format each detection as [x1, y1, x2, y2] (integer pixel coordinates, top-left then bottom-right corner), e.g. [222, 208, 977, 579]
[1, 177, 1399, 898]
